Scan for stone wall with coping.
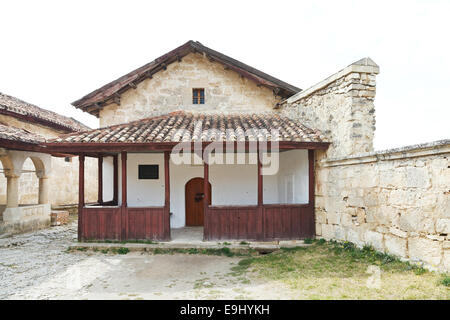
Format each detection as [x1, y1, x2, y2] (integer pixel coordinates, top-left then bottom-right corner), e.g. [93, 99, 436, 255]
[279, 58, 379, 158]
[99, 52, 281, 127]
[315, 140, 450, 271]
[280, 57, 449, 271]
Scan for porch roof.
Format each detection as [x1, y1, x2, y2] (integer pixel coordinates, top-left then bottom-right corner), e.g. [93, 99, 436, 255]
[48, 111, 327, 146]
[0, 124, 47, 152]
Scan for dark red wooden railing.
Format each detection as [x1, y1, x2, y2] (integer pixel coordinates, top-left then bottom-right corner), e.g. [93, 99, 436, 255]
[204, 203, 314, 241]
[79, 206, 169, 241]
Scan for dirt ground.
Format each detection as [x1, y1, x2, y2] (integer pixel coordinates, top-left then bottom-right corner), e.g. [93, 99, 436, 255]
[0, 221, 294, 300]
[1, 220, 448, 300]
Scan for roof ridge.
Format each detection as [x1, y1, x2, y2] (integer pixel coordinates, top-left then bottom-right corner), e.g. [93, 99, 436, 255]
[71, 40, 301, 116]
[0, 92, 90, 132]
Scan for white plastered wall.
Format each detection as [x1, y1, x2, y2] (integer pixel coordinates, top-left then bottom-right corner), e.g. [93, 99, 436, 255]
[102, 156, 114, 202]
[112, 150, 309, 228]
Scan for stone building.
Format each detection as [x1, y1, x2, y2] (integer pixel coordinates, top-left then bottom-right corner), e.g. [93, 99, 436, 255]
[0, 92, 97, 235]
[16, 40, 449, 271]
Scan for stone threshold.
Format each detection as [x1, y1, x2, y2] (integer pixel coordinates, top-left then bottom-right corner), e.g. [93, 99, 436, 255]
[69, 239, 310, 254]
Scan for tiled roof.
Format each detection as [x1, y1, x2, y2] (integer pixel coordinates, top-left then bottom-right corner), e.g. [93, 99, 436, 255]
[0, 124, 45, 145]
[50, 111, 325, 144]
[0, 92, 90, 132]
[72, 41, 301, 117]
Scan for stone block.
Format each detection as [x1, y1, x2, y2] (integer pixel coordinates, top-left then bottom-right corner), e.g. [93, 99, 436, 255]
[315, 223, 322, 236]
[363, 230, 384, 251]
[405, 167, 430, 189]
[436, 219, 450, 234]
[408, 237, 442, 267]
[389, 227, 408, 238]
[334, 225, 346, 241]
[443, 250, 450, 270]
[321, 224, 335, 239]
[398, 209, 422, 232]
[384, 235, 407, 257]
[51, 210, 69, 226]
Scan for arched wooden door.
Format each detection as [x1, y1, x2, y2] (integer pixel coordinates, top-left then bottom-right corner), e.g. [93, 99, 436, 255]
[185, 177, 211, 226]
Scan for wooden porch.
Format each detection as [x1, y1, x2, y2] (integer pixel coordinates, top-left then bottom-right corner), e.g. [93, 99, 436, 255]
[76, 146, 317, 242]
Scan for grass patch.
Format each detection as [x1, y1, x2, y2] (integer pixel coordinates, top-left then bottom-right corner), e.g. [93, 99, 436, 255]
[151, 247, 254, 257]
[240, 241, 250, 245]
[111, 247, 129, 255]
[229, 239, 450, 299]
[441, 275, 450, 287]
[84, 239, 158, 244]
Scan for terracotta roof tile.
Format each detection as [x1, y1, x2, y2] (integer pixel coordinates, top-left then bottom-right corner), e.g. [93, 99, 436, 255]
[0, 124, 45, 145]
[50, 111, 326, 144]
[0, 92, 90, 132]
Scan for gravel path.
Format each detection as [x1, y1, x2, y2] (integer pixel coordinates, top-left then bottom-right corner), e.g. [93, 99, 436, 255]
[0, 220, 85, 299]
[0, 221, 295, 300]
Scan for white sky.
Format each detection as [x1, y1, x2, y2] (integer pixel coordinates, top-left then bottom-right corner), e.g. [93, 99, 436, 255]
[1, 0, 449, 150]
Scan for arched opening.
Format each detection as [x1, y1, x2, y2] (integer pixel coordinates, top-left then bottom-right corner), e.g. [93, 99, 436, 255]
[18, 157, 42, 205]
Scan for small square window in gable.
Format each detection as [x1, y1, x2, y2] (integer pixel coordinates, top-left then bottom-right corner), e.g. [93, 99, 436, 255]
[192, 88, 205, 104]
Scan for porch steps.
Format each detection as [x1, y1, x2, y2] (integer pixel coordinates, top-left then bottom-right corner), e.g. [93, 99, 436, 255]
[68, 240, 311, 254]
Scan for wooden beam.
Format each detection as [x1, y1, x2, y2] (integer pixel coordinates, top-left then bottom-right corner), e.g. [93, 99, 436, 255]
[85, 103, 102, 113]
[78, 155, 85, 241]
[129, 82, 137, 89]
[98, 156, 103, 205]
[113, 93, 121, 106]
[44, 141, 330, 154]
[113, 154, 118, 205]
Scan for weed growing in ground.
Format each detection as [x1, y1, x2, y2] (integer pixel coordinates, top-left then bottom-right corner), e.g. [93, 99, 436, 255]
[111, 247, 129, 254]
[441, 275, 450, 287]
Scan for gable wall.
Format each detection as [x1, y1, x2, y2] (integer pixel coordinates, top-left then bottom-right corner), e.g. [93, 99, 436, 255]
[99, 53, 281, 127]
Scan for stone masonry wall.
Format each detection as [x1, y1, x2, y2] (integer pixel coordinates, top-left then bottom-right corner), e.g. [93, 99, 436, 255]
[281, 57, 449, 271]
[279, 58, 379, 158]
[315, 141, 450, 271]
[100, 52, 281, 127]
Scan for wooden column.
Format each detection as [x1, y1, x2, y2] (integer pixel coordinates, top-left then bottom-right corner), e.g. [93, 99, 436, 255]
[78, 155, 85, 241]
[164, 151, 171, 240]
[308, 149, 315, 238]
[257, 148, 263, 206]
[257, 147, 264, 240]
[113, 154, 118, 205]
[308, 150, 315, 206]
[203, 158, 209, 240]
[121, 151, 127, 240]
[98, 156, 103, 205]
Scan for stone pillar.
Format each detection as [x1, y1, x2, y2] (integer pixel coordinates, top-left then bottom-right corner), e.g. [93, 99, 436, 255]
[6, 176, 19, 208]
[280, 57, 379, 158]
[38, 176, 50, 204]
